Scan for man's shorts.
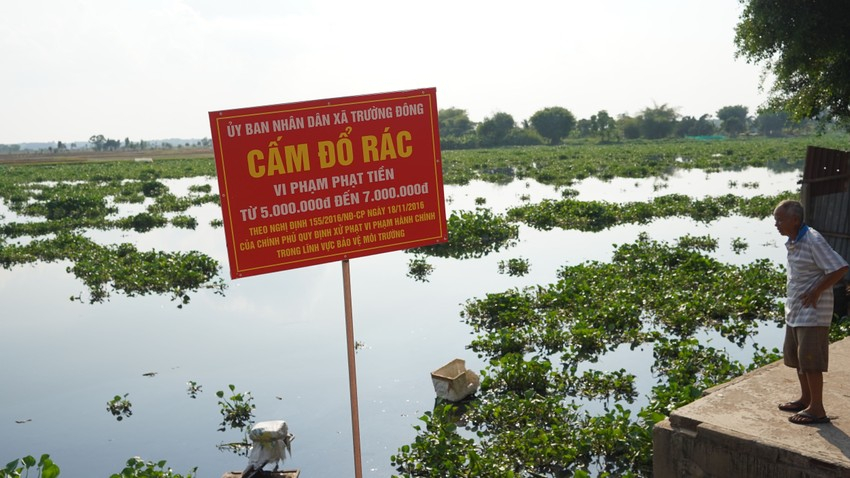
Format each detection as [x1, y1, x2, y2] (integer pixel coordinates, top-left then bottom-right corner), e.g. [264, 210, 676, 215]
[784, 325, 830, 373]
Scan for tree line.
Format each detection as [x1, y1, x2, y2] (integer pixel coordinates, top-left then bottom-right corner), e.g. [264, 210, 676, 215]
[0, 105, 827, 156]
[437, 0, 850, 152]
[87, 135, 212, 152]
[0, 137, 213, 154]
[438, 104, 819, 150]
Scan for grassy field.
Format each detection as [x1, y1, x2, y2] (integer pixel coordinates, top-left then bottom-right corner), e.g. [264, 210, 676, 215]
[0, 147, 214, 165]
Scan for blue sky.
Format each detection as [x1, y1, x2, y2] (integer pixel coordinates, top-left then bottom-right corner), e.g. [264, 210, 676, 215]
[0, 0, 768, 143]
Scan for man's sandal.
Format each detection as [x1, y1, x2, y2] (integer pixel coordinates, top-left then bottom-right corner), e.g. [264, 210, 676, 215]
[778, 401, 806, 412]
[788, 411, 831, 425]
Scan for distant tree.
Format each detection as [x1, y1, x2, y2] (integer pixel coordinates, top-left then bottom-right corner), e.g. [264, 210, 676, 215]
[786, 116, 817, 135]
[505, 128, 544, 146]
[754, 110, 789, 137]
[439, 108, 474, 137]
[477, 112, 516, 147]
[89, 134, 106, 151]
[717, 105, 749, 137]
[639, 104, 678, 139]
[618, 115, 641, 140]
[676, 117, 697, 137]
[576, 118, 593, 137]
[529, 107, 576, 145]
[735, 0, 850, 127]
[676, 114, 716, 137]
[693, 114, 717, 136]
[723, 117, 746, 137]
[593, 110, 617, 141]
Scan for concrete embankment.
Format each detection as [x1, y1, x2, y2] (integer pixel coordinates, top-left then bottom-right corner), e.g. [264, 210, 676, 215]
[655, 336, 850, 477]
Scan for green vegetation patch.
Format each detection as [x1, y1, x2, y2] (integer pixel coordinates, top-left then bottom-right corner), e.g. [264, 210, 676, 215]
[0, 158, 224, 305]
[393, 233, 792, 477]
[507, 191, 800, 231]
[441, 135, 846, 186]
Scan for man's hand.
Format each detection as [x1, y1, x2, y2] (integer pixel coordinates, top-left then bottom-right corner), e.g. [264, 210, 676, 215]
[800, 288, 820, 308]
[800, 266, 849, 308]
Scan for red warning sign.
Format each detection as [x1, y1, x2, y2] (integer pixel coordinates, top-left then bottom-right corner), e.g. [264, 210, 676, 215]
[210, 88, 448, 279]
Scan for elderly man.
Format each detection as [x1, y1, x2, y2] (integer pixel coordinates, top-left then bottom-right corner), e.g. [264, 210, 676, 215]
[774, 199, 848, 425]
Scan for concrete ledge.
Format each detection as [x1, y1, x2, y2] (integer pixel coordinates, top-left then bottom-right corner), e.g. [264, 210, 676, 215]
[654, 336, 850, 477]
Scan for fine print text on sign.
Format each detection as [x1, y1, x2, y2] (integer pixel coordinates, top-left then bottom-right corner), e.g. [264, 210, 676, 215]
[210, 88, 448, 279]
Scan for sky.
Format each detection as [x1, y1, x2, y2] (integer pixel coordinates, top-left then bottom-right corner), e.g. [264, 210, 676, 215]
[0, 0, 769, 144]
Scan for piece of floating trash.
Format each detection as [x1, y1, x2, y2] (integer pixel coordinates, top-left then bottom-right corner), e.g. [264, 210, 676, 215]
[221, 470, 299, 477]
[239, 420, 295, 478]
[431, 358, 480, 402]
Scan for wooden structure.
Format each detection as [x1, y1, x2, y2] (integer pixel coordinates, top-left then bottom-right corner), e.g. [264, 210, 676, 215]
[800, 145, 850, 315]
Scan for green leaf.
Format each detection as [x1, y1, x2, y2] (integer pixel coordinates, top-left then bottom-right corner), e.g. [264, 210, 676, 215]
[4, 459, 20, 473]
[41, 463, 60, 478]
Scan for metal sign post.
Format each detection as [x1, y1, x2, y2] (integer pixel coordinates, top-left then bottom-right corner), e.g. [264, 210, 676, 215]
[342, 259, 363, 478]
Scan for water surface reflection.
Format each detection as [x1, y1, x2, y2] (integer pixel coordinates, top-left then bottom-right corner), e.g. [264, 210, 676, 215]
[0, 168, 794, 476]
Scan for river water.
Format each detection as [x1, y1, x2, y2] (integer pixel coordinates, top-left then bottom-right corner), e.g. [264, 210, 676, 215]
[0, 167, 799, 476]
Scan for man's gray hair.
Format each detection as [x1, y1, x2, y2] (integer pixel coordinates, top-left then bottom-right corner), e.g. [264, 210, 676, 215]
[776, 199, 805, 221]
